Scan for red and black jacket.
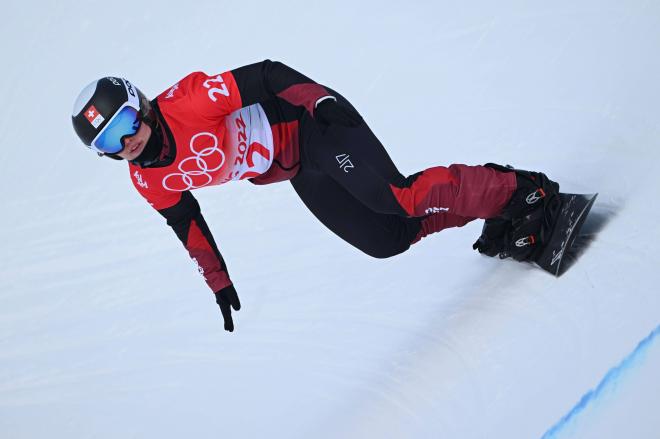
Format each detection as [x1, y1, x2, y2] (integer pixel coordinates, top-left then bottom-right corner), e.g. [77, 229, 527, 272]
[129, 60, 331, 294]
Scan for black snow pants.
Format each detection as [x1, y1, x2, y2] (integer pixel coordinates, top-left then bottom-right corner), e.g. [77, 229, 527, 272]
[289, 97, 516, 259]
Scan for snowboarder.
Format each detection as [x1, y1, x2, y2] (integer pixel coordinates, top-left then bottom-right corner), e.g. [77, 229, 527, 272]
[71, 60, 559, 332]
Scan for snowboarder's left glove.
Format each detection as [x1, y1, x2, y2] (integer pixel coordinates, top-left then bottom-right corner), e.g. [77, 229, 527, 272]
[314, 97, 363, 128]
[215, 285, 241, 332]
[473, 217, 511, 258]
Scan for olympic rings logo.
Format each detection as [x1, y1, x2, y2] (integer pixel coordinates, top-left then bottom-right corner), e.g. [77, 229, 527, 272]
[162, 132, 226, 192]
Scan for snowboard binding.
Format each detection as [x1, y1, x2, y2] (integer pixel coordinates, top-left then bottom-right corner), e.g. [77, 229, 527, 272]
[473, 164, 561, 263]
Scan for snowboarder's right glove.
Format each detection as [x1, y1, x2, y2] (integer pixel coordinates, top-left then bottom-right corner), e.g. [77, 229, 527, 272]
[215, 285, 241, 332]
[314, 96, 363, 128]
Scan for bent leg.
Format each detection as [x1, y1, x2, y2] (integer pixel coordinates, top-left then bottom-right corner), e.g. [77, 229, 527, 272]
[389, 164, 517, 218]
[291, 168, 417, 258]
[301, 120, 516, 219]
[290, 168, 474, 258]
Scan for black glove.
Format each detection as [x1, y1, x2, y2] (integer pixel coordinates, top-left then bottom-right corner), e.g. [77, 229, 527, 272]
[314, 97, 363, 128]
[473, 217, 511, 258]
[215, 285, 241, 332]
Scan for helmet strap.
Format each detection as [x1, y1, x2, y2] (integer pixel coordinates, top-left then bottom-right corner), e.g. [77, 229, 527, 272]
[99, 152, 123, 161]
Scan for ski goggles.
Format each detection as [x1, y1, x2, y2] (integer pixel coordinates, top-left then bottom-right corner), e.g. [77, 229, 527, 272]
[90, 103, 142, 154]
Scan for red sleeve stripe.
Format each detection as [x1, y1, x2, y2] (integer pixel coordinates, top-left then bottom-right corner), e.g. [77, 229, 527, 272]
[277, 83, 330, 115]
[187, 220, 231, 292]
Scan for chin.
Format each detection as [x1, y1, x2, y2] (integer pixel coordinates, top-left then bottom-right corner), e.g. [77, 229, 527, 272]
[118, 151, 138, 161]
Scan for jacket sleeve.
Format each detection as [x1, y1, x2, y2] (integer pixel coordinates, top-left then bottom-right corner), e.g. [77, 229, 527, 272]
[187, 60, 333, 121]
[157, 190, 232, 293]
[230, 59, 332, 115]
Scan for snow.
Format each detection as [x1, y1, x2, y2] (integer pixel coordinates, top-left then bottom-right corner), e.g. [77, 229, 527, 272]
[2, 0, 660, 438]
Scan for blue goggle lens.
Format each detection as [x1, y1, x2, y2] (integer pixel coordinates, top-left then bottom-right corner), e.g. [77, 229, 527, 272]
[93, 106, 141, 154]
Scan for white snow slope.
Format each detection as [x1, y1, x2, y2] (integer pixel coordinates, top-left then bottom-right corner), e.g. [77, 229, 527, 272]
[1, 1, 660, 438]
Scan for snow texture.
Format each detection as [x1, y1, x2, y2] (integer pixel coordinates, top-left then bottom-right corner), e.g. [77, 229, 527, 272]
[1, 1, 659, 438]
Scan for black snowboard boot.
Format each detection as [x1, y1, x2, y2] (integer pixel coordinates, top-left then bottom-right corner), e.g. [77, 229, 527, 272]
[485, 163, 560, 221]
[473, 163, 561, 262]
[505, 205, 558, 261]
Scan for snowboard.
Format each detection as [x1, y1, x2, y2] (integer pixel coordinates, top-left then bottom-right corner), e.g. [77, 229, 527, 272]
[535, 193, 598, 276]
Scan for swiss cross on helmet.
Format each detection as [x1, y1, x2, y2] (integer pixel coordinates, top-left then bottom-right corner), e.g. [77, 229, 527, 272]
[71, 77, 152, 158]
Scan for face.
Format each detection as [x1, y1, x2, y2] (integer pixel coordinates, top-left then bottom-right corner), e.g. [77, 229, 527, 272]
[116, 121, 152, 160]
